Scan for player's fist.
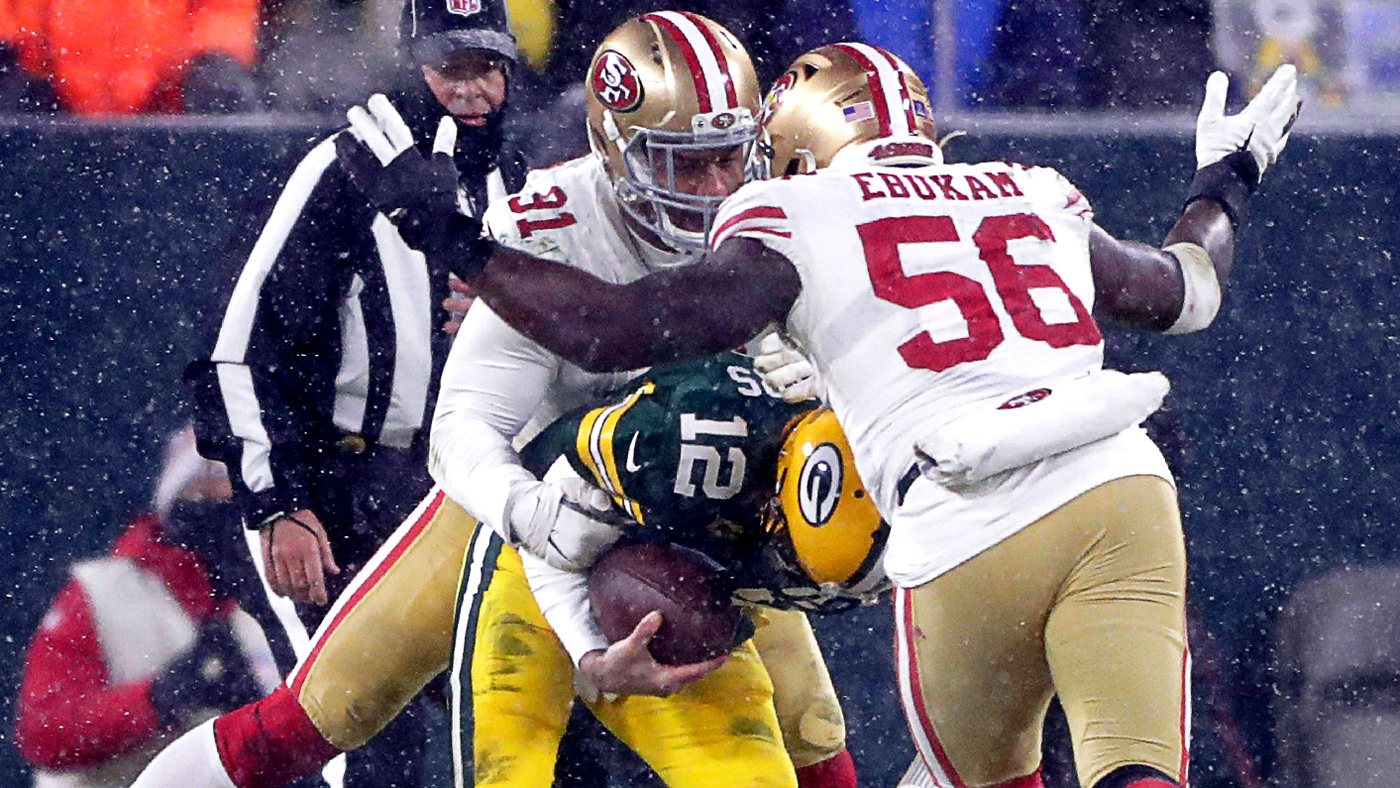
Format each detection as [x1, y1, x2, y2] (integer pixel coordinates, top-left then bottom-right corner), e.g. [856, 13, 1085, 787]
[504, 461, 625, 572]
[578, 611, 728, 697]
[1195, 65, 1302, 187]
[753, 331, 822, 403]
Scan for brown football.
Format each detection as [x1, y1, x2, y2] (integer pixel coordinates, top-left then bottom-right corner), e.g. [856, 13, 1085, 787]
[587, 541, 742, 665]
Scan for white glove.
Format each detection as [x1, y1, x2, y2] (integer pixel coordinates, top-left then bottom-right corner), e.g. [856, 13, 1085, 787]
[503, 460, 622, 572]
[346, 93, 456, 165]
[753, 331, 822, 403]
[1195, 65, 1301, 183]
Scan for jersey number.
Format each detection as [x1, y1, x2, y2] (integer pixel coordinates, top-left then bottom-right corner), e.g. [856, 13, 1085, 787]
[673, 414, 747, 500]
[857, 213, 1100, 372]
[508, 186, 578, 238]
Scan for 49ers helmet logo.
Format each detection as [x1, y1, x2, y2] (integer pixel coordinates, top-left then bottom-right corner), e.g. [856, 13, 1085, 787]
[592, 51, 644, 112]
[760, 72, 795, 125]
[798, 443, 843, 526]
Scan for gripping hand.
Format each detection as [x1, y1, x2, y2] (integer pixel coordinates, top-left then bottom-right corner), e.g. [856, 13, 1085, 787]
[1188, 65, 1302, 225]
[505, 469, 625, 573]
[752, 331, 822, 403]
[335, 94, 495, 278]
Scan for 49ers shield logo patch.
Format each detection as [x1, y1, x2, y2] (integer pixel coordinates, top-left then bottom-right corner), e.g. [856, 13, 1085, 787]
[592, 50, 643, 112]
[447, 0, 481, 16]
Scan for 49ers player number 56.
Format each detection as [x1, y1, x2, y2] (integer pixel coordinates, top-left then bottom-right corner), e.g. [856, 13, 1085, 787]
[350, 39, 1300, 788]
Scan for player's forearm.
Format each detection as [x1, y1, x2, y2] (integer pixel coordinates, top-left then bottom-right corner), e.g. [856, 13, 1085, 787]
[470, 246, 674, 372]
[1164, 199, 1235, 286]
[519, 550, 609, 666]
[470, 246, 770, 373]
[1090, 198, 1235, 334]
[428, 414, 534, 539]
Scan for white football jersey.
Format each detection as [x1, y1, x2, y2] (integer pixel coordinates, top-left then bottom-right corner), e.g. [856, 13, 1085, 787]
[432, 155, 690, 542]
[713, 142, 1171, 586]
[432, 154, 703, 661]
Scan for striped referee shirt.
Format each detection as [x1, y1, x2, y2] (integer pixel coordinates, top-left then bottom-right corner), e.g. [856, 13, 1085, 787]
[188, 108, 525, 527]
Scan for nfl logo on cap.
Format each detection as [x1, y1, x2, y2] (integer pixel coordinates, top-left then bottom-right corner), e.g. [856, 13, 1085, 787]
[448, 0, 482, 16]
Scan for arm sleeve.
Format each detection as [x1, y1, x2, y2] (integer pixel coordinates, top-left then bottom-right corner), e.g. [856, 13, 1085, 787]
[709, 183, 798, 257]
[520, 550, 609, 666]
[14, 582, 164, 770]
[193, 136, 359, 526]
[429, 300, 563, 539]
[1019, 164, 1094, 225]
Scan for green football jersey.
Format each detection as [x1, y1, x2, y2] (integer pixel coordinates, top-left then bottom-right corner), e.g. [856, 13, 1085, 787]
[520, 351, 814, 579]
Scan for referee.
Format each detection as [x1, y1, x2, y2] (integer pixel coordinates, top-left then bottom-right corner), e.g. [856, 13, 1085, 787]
[184, 1, 527, 784]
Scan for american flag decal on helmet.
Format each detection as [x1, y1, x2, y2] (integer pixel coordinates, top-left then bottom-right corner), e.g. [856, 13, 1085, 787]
[830, 43, 917, 139]
[843, 102, 876, 123]
[447, 0, 482, 15]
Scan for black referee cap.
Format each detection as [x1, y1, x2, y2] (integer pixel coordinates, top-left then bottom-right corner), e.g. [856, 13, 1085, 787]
[401, 0, 518, 66]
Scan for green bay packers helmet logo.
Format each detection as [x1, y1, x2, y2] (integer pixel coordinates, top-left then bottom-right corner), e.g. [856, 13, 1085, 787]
[798, 443, 842, 526]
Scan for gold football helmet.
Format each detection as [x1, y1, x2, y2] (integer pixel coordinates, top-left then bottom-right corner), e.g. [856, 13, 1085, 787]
[585, 12, 762, 253]
[759, 42, 938, 177]
[748, 408, 888, 613]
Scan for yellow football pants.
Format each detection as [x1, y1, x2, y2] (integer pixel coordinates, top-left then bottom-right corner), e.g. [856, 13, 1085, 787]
[286, 488, 844, 784]
[456, 527, 798, 787]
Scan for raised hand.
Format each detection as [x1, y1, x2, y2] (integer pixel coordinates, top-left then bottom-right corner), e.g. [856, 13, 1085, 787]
[1195, 65, 1302, 188]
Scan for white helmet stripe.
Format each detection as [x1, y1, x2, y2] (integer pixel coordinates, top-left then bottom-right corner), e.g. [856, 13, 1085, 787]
[833, 42, 914, 137]
[643, 10, 733, 113]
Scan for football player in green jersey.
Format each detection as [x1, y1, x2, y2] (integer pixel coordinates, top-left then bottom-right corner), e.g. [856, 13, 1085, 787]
[518, 350, 888, 616]
[453, 351, 886, 785]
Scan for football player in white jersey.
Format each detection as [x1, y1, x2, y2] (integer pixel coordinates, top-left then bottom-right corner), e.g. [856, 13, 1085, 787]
[131, 15, 859, 788]
[340, 39, 1302, 788]
[425, 13, 855, 787]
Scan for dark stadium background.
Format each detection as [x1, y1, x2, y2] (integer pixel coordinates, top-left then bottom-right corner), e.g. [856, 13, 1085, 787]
[2, 114, 1396, 786]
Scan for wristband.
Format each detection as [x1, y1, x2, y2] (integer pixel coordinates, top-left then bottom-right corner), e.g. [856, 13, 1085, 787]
[434, 214, 498, 281]
[1184, 149, 1258, 228]
[1163, 242, 1221, 335]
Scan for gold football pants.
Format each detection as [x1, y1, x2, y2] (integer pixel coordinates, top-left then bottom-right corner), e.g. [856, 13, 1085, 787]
[283, 488, 843, 784]
[455, 527, 799, 787]
[896, 476, 1189, 788]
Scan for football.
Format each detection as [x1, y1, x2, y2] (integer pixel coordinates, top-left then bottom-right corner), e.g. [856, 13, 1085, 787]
[587, 541, 743, 665]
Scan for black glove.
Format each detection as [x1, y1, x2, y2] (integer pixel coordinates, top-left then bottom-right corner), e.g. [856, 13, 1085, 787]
[334, 97, 497, 279]
[334, 130, 463, 248]
[150, 619, 264, 725]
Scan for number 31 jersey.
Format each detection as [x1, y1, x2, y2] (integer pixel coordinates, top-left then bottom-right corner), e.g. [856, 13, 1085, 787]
[713, 150, 1171, 586]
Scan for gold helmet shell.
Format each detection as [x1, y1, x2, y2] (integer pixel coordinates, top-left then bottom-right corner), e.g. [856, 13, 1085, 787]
[760, 43, 937, 177]
[584, 12, 762, 252]
[768, 408, 886, 590]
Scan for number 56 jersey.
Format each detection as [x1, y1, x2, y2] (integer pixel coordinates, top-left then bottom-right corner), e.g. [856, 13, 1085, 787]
[713, 149, 1171, 587]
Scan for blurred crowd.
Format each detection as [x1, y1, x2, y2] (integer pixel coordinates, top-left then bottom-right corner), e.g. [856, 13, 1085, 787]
[0, 0, 1219, 121]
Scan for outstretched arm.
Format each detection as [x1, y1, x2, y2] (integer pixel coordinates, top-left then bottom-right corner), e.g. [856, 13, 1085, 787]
[335, 96, 801, 372]
[1090, 200, 1234, 331]
[1091, 65, 1300, 334]
[469, 237, 802, 373]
